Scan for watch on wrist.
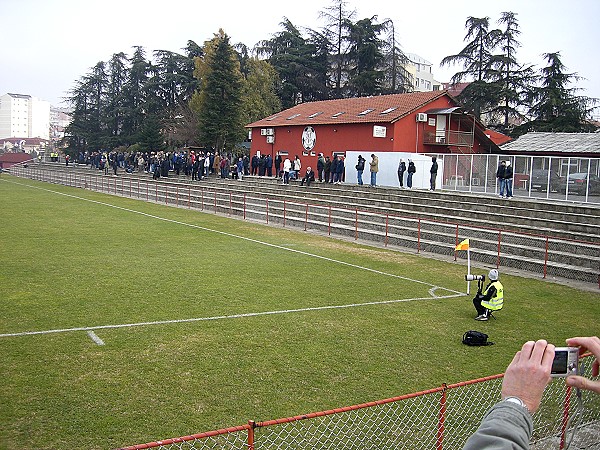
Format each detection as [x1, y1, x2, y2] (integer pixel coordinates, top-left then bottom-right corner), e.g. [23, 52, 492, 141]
[503, 396, 529, 412]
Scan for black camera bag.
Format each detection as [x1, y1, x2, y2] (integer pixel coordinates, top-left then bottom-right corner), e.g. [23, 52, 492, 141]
[462, 330, 494, 346]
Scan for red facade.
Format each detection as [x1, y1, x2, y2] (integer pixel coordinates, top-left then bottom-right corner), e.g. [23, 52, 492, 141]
[247, 91, 500, 170]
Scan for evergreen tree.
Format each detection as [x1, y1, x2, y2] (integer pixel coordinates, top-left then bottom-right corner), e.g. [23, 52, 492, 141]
[194, 29, 245, 153]
[138, 115, 166, 152]
[240, 58, 282, 125]
[106, 52, 128, 147]
[380, 18, 412, 94]
[441, 16, 501, 119]
[487, 12, 535, 130]
[516, 52, 598, 134]
[345, 16, 386, 97]
[318, 0, 355, 98]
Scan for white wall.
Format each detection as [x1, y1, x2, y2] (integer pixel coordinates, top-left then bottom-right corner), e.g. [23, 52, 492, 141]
[344, 151, 443, 189]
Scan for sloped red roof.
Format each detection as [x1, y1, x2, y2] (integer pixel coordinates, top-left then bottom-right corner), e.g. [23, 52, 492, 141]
[0, 152, 33, 163]
[485, 129, 512, 146]
[247, 91, 449, 128]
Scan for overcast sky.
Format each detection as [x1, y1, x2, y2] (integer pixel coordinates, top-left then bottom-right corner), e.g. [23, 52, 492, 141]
[1, 0, 598, 114]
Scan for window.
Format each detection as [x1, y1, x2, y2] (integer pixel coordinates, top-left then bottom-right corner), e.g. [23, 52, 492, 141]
[332, 111, 345, 118]
[380, 107, 397, 115]
[266, 115, 280, 121]
[358, 109, 374, 116]
[308, 112, 323, 119]
[286, 113, 301, 120]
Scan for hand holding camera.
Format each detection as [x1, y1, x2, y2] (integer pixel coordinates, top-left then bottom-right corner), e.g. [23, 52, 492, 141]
[565, 336, 600, 394]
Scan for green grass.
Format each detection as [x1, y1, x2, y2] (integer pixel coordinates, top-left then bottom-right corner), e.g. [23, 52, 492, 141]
[1, 175, 599, 449]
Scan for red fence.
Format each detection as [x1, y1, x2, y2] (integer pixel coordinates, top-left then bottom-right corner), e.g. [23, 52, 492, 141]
[118, 355, 599, 450]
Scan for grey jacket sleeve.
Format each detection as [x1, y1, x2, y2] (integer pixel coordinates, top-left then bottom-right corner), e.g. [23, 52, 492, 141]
[462, 401, 533, 450]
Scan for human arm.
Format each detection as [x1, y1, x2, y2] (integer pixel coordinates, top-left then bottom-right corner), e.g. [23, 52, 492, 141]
[463, 340, 555, 450]
[565, 336, 600, 393]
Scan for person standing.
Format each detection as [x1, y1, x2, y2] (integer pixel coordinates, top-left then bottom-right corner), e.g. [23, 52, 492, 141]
[293, 155, 302, 179]
[317, 153, 325, 182]
[282, 157, 292, 184]
[213, 153, 221, 176]
[497, 160, 507, 198]
[504, 160, 514, 199]
[356, 155, 366, 185]
[236, 157, 244, 181]
[275, 153, 282, 178]
[369, 154, 379, 187]
[397, 158, 406, 188]
[265, 154, 273, 177]
[251, 154, 259, 176]
[430, 156, 438, 190]
[407, 160, 416, 188]
[329, 156, 338, 183]
[324, 156, 332, 183]
[335, 156, 345, 184]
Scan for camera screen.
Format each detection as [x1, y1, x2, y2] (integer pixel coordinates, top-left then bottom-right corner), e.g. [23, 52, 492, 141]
[551, 351, 568, 374]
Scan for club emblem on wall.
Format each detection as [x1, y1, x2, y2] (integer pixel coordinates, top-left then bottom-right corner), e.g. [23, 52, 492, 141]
[302, 126, 316, 151]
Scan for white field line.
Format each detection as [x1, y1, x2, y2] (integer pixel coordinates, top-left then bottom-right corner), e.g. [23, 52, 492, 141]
[87, 330, 105, 345]
[1, 179, 467, 339]
[0, 293, 463, 338]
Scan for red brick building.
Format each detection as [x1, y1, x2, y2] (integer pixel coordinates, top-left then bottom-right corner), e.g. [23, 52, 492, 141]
[246, 91, 501, 169]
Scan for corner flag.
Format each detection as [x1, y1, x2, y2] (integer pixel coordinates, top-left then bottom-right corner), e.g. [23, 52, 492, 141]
[455, 238, 470, 251]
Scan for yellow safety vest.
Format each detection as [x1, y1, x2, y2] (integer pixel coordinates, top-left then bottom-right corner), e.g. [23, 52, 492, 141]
[482, 281, 504, 311]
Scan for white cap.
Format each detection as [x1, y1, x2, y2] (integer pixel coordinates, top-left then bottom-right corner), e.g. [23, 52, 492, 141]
[488, 269, 499, 281]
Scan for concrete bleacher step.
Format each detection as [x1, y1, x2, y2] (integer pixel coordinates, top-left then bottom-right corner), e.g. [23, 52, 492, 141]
[15, 163, 600, 286]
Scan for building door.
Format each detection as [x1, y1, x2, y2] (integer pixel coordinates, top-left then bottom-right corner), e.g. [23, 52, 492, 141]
[436, 115, 447, 143]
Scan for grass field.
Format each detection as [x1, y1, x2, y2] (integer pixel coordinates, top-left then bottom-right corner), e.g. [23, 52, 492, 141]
[1, 175, 599, 450]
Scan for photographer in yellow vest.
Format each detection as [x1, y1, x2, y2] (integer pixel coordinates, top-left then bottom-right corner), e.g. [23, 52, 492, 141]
[473, 269, 504, 321]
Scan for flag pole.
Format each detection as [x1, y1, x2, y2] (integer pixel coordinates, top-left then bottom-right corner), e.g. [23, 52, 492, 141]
[466, 247, 471, 294]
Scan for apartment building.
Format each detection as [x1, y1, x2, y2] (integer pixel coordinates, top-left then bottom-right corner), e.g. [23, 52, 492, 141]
[0, 93, 50, 140]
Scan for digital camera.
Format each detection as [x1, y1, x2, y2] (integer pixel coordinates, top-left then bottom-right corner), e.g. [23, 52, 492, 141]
[551, 347, 579, 377]
[465, 274, 485, 282]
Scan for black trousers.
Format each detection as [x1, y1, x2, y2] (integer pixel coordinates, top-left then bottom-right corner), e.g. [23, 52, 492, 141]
[473, 295, 488, 316]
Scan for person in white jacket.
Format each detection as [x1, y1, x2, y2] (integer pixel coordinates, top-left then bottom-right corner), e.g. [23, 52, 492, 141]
[282, 158, 292, 185]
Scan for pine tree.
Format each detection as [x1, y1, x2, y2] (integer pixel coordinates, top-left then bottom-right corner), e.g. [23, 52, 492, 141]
[194, 29, 245, 153]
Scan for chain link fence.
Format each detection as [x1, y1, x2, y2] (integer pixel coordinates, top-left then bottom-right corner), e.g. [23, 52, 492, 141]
[8, 164, 599, 286]
[117, 355, 599, 450]
[436, 154, 600, 205]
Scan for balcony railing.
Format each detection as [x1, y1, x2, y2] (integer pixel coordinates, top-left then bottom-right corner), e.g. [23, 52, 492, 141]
[424, 131, 474, 147]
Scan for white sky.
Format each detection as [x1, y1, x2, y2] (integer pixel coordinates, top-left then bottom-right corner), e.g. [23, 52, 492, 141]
[1, 0, 598, 112]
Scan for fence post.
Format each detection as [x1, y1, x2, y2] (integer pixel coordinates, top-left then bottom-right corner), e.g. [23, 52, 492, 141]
[304, 204, 308, 231]
[266, 197, 269, 224]
[454, 225, 459, 262]
[214, 191, 217, 213]
[247, 420, 255, 450]
[355, 208, 358, 240]
[284, 200, 286, 227]
[436, 383, 447, 450]
[496, 231, 502, 268]
[417, 218, 421, 254]
[385, 213, 389, 247]
[328, 206, 331, 236]
[559, 386, 572, 450]
[243, 193, 246, 220]
[188, 187, 191, 209]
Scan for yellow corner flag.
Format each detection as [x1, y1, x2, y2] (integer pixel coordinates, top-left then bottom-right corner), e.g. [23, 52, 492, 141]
[455, 238, 470, 251]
